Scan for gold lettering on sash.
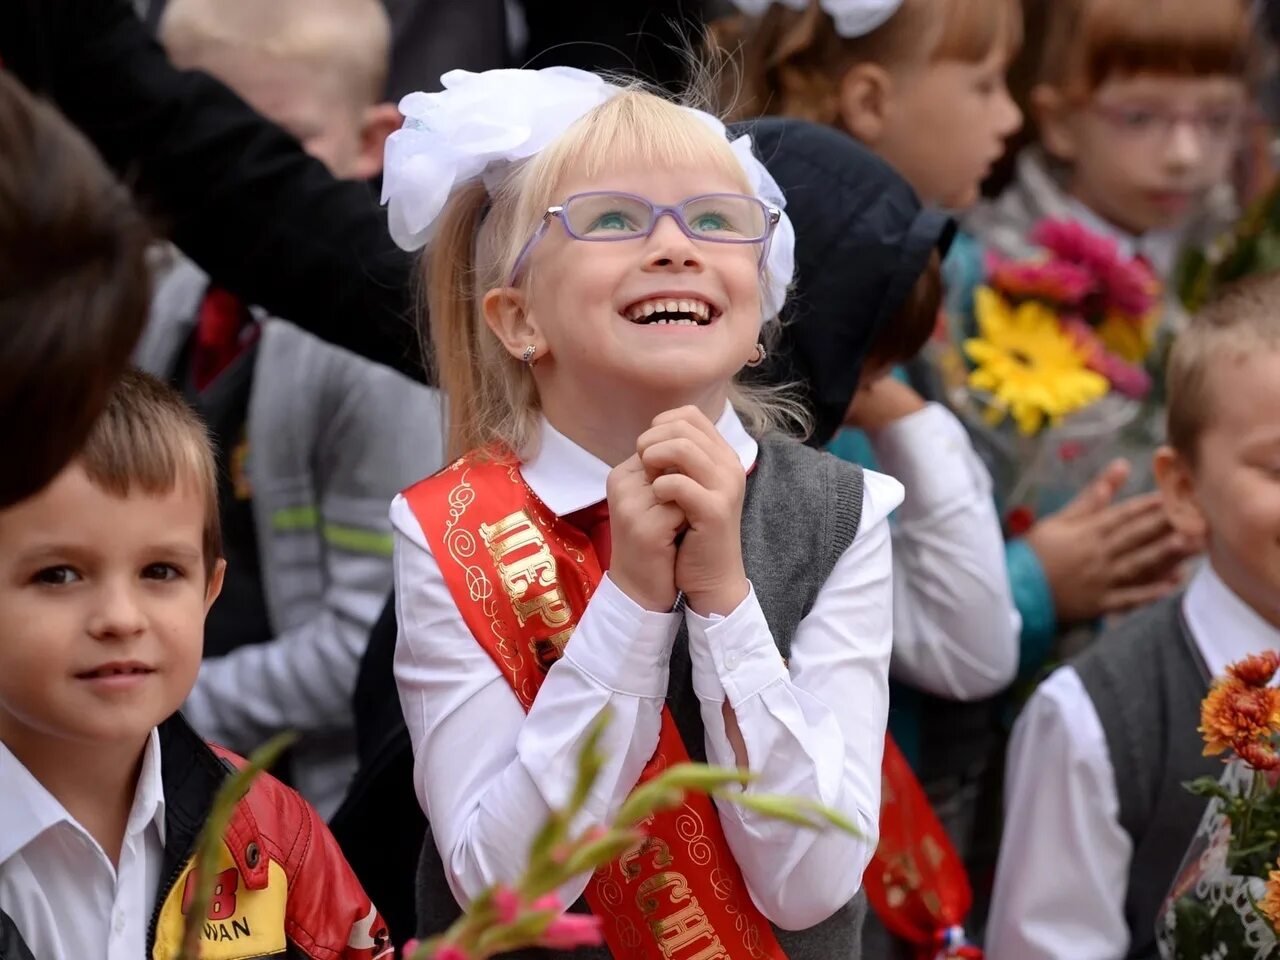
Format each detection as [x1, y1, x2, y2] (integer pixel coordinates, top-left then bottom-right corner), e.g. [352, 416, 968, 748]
[480, 512, 556, 598]
[618, 837, 727, 960]
[635, 876, 726, 960]
[622, 836, 673, 880]
[480, 510, 571, 629]
[512, 589, 572, 628]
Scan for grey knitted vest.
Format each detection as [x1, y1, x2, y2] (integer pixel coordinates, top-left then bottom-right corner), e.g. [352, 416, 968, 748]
[416, 433, 868, 959]
[1072, 595, 1215, 960]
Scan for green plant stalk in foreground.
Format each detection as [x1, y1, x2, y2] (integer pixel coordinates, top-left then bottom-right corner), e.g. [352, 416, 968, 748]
[176, 732, 296, 960]
[406, 712, 862, 960]
[174, 713, 860, 960]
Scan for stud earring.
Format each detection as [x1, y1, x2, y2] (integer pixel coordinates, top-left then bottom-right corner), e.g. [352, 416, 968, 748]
[745, 343, 767, 368]
[521, 345, 537, 365]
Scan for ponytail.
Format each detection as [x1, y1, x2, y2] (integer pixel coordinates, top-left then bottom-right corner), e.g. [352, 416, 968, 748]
[425, 179, 539, 461]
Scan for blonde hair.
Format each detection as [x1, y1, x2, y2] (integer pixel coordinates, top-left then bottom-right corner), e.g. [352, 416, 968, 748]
[1167, 272, 1280, 464]
[159, 0, 391, 105]
[79, 369, 222, 574]
[426, 86, 807, 460]
[711, 0, 1023, 125]
[1034, 0, 1249, 101]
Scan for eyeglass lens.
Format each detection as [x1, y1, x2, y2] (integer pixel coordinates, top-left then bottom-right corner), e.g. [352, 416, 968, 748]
[561, 193, 769, 242]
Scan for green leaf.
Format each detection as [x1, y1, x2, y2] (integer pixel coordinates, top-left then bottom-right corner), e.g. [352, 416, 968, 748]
[560, 827, 644, 877]
[718, 792, 864, 837]
[176, 733, 296, 960]
[646, 763, 754, 794]
[614, 781, 687, 828]
[566, 711, 611, 817]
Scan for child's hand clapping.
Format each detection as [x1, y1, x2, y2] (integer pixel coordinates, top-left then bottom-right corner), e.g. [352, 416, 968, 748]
[637, 406, 750, 618]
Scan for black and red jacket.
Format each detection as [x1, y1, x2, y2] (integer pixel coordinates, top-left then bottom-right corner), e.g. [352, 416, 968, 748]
[0, 715, 392, 960]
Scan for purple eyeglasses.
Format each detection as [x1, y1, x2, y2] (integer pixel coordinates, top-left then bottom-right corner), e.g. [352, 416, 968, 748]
[508, 191, 781, 284]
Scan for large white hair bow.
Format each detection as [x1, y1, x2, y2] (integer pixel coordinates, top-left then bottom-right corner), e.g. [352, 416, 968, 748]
[728, 0, 902, 38]
[381, 66, 796, 319]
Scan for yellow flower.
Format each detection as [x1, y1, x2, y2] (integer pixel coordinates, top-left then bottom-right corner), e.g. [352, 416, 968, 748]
[1097, 309, 1158, 364]
[963, 287, 1109, 435]
[1262, 860, 1280, 932]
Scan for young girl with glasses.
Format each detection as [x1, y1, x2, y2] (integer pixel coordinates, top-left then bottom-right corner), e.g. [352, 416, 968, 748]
[966, 0, 1249, 317]
[383, 68, 901, 959]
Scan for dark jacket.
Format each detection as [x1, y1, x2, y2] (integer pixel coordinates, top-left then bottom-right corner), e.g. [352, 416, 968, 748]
[0, 0, 423, 381]
[0, 715, 392, 960]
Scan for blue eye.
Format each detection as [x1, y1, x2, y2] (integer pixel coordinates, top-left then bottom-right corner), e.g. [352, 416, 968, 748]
[691, 212, 731, 232]
[588, 211, 638, 233]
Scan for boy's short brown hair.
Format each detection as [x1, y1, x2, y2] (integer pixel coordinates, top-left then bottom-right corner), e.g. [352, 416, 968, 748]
[0, 72, 152, 508]
[1034, 0, 1249, 100]
[1167, 272, 1280, 464]
[80, 370, 222, 573]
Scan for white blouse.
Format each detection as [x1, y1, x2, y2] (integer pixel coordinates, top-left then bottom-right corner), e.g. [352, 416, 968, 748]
[869, 402, 1020, 700]
[391, 406, 903, 930]
[0, 730, 165, 960]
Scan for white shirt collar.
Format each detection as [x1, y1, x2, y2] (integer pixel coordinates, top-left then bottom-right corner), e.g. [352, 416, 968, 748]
[521, 402, 759, 516]
[1061, 195, 1184, 280]
[0, 727, 166, 867]
[1183, 562, 1280, 681]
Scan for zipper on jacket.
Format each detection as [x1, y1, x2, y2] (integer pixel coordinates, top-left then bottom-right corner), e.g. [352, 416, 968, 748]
[146, 848, 195, 960]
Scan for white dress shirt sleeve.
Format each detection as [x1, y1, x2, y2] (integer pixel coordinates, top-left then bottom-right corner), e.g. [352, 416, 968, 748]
[391, 494, 681, 909]
[986, 665, 1133, 960]
[869, 403, 1020, 700]
[681, 469, 902, 930]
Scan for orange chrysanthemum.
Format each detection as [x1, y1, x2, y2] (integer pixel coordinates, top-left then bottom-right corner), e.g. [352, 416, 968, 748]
[1229, 651, 1280, 688]
[1199, 678, 1280, 760]
[1261, 861, 1280, 932]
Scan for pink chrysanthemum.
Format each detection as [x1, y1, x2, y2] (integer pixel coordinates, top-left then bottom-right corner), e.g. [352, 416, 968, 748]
[1030, 218, 1159, 318]
[1032, 219, 1122, 268]
[1063, 319, 1153, 399]
[987, 251, 1094, 306]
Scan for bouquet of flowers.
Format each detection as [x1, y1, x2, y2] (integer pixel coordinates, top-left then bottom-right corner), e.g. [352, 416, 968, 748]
[1158, 652, 1280, 959]
[939, 218, 1164, 523]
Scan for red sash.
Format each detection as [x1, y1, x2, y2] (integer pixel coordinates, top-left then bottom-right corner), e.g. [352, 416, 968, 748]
[404, 452, 979, 960]
[404, 454, 789, 960]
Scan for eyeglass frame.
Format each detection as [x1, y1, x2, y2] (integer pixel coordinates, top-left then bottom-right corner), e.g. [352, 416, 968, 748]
[1089, 101, 1247, 145]
[507, 191, 782, 285]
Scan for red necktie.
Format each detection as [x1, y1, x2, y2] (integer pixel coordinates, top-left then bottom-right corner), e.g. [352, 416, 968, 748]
[566, 500, 611, 569]
[192, 286, 257, 390]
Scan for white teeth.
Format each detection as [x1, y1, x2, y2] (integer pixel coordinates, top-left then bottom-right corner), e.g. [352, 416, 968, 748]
[624, 298, 716, 322]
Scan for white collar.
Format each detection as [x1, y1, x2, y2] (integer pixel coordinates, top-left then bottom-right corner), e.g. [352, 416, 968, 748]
[1061, 194, 1184, 281]
[521, 402, 759, 516]
[0, 727, 166, 867]
[1183, 563, 1280, 681]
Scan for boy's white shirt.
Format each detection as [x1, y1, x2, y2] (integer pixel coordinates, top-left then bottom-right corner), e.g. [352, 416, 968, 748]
[391, 403, 903, 928]
[0, 729, 165, 960]
[986, 563, 1280, 960]
[870, 402, 1021, 699]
